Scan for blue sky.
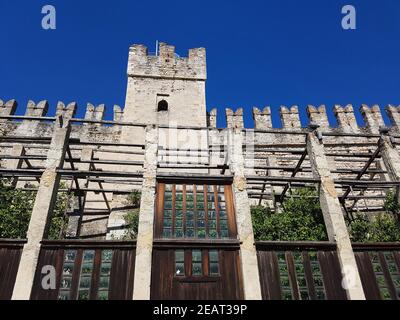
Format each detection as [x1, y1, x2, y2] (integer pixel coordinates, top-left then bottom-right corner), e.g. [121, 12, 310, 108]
[1, 0, 399, 127]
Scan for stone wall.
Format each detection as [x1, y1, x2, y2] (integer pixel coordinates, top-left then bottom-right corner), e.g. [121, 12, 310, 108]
[1, 101, 398, 239]
[122, 43, 207, 131]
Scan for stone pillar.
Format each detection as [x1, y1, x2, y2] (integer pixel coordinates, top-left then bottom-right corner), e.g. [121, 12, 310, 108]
[306, 129, 365, 300]
[132, 125, 158, 300]
[228, 128, 262, 300]
[12, 116, 70, 300]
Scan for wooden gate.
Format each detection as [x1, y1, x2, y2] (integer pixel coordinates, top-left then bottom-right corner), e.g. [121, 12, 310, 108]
[256, 242, 348, 300]
[151, 180, 243, 300]
[0, 240, 25, 300]
[31, 240, 136, 300]
[353, 243, 400, 300]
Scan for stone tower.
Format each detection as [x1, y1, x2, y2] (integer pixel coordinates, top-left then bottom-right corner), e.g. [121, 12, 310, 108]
[122, 42, 207, 128]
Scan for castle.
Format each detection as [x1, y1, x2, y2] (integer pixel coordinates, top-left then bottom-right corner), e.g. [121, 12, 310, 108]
[0, 42, 399, 300]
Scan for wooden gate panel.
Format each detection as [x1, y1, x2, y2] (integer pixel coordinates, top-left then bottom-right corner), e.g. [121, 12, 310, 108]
[257, 250, 282, 300]
[219, 249, 243, 300]
[0, 241, 25, 300]
[109, 248, 135, 300]
[151, 249, 174, 300]
[354, 252, 381, 300]
[353, 244, 400, 300]
[317, 251, 347, 300]
[256, 242, 347, 300]
[30, 248, 64, 300]
[31, 241, 136, 300]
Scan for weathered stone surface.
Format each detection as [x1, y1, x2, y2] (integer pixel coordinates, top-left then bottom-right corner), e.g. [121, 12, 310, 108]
[226, 108, 244, 129]
[307, 132, 365, 300]
[307, 105, 331, 131]
[360, 105, 385, 134]
[229, 128, 262, 300]
[386, 105, 400, 132]
[12, 118, 70, 300]
[122, 42, 207, 129]
[132, 125, 158, 300]
[334, 104, 359, 133]
[56, 102, 77, 121]
[280, 105, 301, 129]
[0, 99, 17, 117]
[207, 108, 217, 128]
[380, 134, 400, 203]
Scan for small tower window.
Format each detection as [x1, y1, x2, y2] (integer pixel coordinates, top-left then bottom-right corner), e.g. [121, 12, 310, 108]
[158, 100, 169, 112]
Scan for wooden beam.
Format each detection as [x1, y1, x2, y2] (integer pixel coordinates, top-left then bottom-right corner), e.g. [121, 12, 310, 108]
[340, 144, 382, 202]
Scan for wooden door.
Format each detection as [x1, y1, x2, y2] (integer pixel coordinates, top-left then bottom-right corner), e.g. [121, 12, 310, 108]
[152, 247, 243, 300]
[151, 181, 243, 300]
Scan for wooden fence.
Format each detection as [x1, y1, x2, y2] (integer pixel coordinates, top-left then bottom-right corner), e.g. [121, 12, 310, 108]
[353, 243, 400, 300]
[30, 240, 136, 300]
[256, 241, 347, 300]
[0, 240, 26, 300]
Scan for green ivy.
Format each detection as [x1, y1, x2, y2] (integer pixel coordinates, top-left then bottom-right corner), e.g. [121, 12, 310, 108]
[0, 180, 36, 239]
[252, 187, 400, 243]
[127, 190, 141, 208]
[349, 213, 400, 243]
[383, 190, 400, 217]
[122, 190, 141, 240]
[251, 188, 328, 241]
[0, 179, 71, 239]
[348, 190, 400, 242]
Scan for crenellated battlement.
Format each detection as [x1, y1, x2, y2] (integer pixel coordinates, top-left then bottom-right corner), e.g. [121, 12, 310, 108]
[127, 42, 207, 80]
[0, 99, 125, 142]
[386, 104, 400, 131]
[207, 108, 217, 128]
[2, 42, 397, 138]
[85, 103, 105, 122]
[2, 99, 400, 135]
[307, 105, 330, 130]
[252, 107, 272, 129]
[280, 105, 301, 129]
[0, 99, 124, 123]
[333, 104, 359, 133]
[25, 100, 49, 117]
[56, 102, 77, 120]
[222, 104, 398, 133]
[226, 108, 244, 129]
[0, 99, 17, 117]
[360, 104, 384, 134]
